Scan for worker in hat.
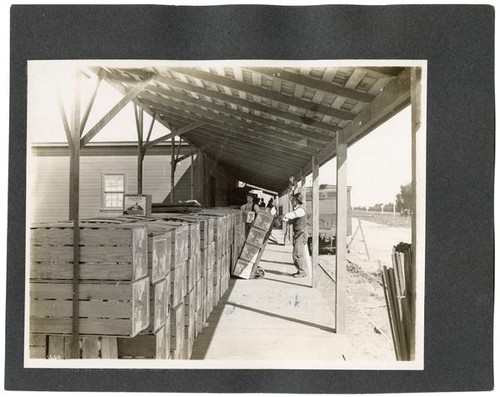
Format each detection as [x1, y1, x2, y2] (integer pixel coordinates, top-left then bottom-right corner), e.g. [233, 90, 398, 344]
[241, 192, 260, 238]
[282, 192, 309, 278]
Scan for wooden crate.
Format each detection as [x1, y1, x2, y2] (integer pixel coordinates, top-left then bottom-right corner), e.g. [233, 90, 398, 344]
[29, 334, 47, 359]
[233, 258, 254, 280]
[43, 335, 118, 359]
[30, 277, 150, 337]
[30, 223, 148, 282]
[252, 211, 275, 231]
[147, 221, 189, 266]
[117, 324, 169, 360]
[149, 231, 173, 284]
[239, 242, 261, 264]
[171, 263, 185, 308]
[246, 226, 268, 247]
[170, 302, 185, 360]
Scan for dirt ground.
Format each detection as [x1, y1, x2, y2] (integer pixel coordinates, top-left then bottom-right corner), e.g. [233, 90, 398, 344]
[318, 216, 412, 361]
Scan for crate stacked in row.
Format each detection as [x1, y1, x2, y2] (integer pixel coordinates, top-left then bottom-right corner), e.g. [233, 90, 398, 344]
[233, 211, 275, 279]
[382, 242, 413, 361]
[29, 221, 151, 359]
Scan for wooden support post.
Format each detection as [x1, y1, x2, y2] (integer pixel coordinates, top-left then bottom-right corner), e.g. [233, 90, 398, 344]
[312, 156, 319, 288]
[70, 69, 81, 358]
[301, 169, 306, 212]
[335, 130, 348, 334]
[134, 104, 144, 194]
[171, 137, 176, 203]
[190, 147, 194, 200]
[410, 67, 422, 360]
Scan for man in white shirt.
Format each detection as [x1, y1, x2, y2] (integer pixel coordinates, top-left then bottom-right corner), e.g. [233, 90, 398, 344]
[282, 192, 308, 278]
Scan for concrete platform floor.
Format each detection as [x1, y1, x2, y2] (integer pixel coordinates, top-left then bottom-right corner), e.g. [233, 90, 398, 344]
[191, 235, 354, 361]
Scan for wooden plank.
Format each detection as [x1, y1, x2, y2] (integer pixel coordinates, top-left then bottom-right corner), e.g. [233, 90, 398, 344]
[30, 300, 132, 318]
[155, 325, 167, 359]
[31, 318, 132, 336]
[143, 120, 205, 150]
[80, 75, 154, 146]
[247, 67, 375, 103]
[31, 227, 134, 246]
[30, 263, 133, 281]
[101, 337, 118, 359]
[305, 68, 412, 174]
[30, 245, 133, 263]
[410, 66, 421, 361]
[151, 233, 172, 283]
[30, 346, 47, 359]
[170, 68, 354, 121]
[82, 336, 100, 359]
[70, 69, 81, 359]
[29, 333, 47, 346]
[80, 72, 104, 135]
[312, 155, 319, 288]
[154, 74, 338, 134]
[147, 105, 324, 153]
[117, 335, 156, 358]
[131, 277, 150, 337]
[147, 85, 337, 141]
[30, 282, 132, 300]
[153, 279, 167, 332]
[335, 130, 348, 334]
[47, 335, 65, 359]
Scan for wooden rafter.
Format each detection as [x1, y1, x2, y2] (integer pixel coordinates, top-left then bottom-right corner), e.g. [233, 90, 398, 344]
[144, 86, 333, 142]
[140, 97, 327, 150]
[170, 68, 356, 121]
[301, 67, 411, 176]
[80, 74, 155, 147]
[153, 74, 341, 133]
[247, 67, 376, 103]
[160, 109, 318, 156]
[79, 71, 104, 135]
[143, 120, 204, 150]
[186, 128, 311, 162]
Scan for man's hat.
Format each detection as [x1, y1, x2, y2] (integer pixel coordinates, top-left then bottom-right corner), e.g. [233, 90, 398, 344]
[291, 192, 304, 204]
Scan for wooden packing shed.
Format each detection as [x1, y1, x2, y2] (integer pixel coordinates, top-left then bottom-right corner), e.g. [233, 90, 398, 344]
[49, 64, 421, 359]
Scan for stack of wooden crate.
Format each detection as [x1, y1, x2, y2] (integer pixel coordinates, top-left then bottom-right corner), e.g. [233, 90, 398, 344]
[28, 207, 244, 360]
[29, 221, 151, 358]
[233, 211, 275, 279]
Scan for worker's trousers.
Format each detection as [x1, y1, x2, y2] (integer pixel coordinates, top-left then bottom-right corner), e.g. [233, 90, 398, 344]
[292, 233, 308, 274]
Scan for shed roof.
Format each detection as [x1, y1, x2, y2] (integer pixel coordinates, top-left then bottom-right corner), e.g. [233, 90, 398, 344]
[90, 65, 411, 192]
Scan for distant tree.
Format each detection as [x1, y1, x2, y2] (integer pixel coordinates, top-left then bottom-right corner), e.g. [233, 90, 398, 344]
[396, 183, 414, 214]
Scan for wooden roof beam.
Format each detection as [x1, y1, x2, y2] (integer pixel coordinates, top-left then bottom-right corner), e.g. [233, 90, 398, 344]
[80, 74, 155, 147]
[170, 67, 356, 121]
[153, 73, 341, 134]
[145, 85, 333, 142]
[138, 94, 327, 147]
[246, 67, 376, 103]
[186, 128, 311, 163]
[154, 112, 317, 157]
[142, 120, 204, 150]
[299, 67, 411, 177]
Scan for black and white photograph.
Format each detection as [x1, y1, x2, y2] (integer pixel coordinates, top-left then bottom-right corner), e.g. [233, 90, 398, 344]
[4, 3, 494, 394]
[25, 60, 426, 369]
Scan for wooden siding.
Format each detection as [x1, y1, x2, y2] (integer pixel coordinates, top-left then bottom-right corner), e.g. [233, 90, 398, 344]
[29, 151, 235, 223]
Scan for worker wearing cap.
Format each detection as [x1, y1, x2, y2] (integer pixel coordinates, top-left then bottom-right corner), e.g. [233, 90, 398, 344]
[241, 193, 260, 238]
[282, 192, 308, 278]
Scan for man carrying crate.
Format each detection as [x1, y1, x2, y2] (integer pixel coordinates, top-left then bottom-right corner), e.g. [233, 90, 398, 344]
[282, 192, 309, 278]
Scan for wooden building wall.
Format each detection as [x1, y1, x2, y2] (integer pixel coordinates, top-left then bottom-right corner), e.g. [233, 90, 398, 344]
[29, 150, 237, 223]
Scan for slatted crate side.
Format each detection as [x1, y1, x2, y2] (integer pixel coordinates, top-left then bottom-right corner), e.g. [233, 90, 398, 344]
[186, 256, 197, 293]
[30, 224, 148, 282]
[43, 335, 118, 359]
[150, 232, 173, 284]
[239, 242, 261, 264]
[153, 279, 168, 333]
[29, 334, 47, 358]
[170, 302, 185, 360]
[30, 278, 149, 337]
[253, 211, 275, 231]
[170, 263, 184, 308]
[30, 263, 135, 281]
[233, 258, 254, 279]
[184, 290, 196, 358]
[117, 335, 156, 359]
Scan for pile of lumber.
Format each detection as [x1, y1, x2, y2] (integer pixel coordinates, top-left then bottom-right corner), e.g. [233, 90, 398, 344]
[29, 208, 242, 360]
[382, 242, 413, 361]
